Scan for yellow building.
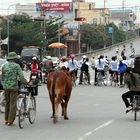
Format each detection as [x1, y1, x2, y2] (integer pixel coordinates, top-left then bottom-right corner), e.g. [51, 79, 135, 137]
[74, 2, 110, 25]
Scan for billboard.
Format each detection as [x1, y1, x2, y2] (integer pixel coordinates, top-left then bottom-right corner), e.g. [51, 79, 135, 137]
[36, 2, 73, 13]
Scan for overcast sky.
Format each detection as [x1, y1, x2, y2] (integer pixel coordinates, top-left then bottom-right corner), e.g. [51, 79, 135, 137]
[0, 0, 140, 15]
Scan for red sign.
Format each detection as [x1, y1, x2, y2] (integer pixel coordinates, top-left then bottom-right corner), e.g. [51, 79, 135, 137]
[36, 2, 73, 13]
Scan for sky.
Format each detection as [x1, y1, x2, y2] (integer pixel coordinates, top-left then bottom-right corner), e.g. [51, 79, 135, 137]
[0, 0, 140, 15]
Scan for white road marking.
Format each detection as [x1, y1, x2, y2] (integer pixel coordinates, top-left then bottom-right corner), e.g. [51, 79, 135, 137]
[78, 119, 114, 140]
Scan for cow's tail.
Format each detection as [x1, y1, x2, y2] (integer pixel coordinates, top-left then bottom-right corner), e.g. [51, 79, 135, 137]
[51, 73, 58, 117]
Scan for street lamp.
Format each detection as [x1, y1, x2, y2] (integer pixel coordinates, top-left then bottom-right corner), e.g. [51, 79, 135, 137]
[7, 3, 19, 53]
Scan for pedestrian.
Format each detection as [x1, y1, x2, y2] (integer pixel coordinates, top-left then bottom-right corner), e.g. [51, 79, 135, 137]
[2, 52, 31, 126]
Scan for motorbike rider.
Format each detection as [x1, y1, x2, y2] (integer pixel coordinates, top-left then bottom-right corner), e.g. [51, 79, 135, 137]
[42, 56, 54, 72]
[30, 56, 42, 82]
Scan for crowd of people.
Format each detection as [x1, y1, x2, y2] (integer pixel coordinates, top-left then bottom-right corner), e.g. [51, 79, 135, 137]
[0, 42, 140, 126]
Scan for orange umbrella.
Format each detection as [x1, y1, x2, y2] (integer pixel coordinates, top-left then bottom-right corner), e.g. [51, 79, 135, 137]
[48, 42, 68, 48]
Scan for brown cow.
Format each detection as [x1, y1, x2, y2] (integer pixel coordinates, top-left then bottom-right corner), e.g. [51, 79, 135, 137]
[47, 68, 72, 123]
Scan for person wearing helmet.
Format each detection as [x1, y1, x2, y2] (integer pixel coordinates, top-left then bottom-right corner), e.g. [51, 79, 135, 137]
[79, 55, 87, 67]
[30, 56, 42, 82]
[42, 56, 53, 71]
[15, 55, 23, 69]
[59, 56, 69, 69]
[79, 57, 90, 85]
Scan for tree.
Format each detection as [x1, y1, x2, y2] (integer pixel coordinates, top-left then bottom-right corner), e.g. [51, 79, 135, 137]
[0, 13, 68, 55]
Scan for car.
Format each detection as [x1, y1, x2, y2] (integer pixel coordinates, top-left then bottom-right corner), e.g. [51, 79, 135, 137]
[51, 57, 60, 67]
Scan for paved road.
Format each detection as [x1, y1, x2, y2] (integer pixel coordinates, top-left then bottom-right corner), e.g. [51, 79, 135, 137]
[0, 38, 140, 140]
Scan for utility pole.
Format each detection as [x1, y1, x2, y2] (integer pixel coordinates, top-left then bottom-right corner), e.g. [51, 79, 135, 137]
[78, 0, 81, 59]
[0, 28, 2, 57]
[122, 0, 125, 31]
[103, 0, 106, 48]
[58, 23, 61, 58]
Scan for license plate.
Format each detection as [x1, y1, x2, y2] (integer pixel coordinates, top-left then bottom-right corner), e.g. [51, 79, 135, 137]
[32, 75, 37, 79]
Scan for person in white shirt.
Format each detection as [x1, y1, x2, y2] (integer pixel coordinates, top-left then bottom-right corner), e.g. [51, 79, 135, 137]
[128, 55, 134, 68]
[68, 54, 79, 78]
[79, 55, 87, 68]
[59, 56, 69, 69]
[94, 55, 105, 85]
[109, 56, 119, 83]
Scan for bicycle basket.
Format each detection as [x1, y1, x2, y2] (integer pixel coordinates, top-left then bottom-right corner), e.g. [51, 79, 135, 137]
[27, 86, 38, 96]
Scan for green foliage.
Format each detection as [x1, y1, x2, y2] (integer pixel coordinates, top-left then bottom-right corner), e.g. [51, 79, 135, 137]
[0, 13, 67, 54]
[80, 22, 137, 51]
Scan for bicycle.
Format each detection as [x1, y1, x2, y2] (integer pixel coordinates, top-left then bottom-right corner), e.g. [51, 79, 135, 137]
[0, 90, 5, 113]
[126, 95, 140, 121]
[17, 85, 37, 129]
[82, 71, 88, 85]
[97, 70, 105, 86]
[70, 70, 77, 86]
[110, 72, 118, 86]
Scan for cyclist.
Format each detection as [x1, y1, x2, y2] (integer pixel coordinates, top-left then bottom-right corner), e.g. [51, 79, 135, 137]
[80, 55, 87, 67]
[59, 56, 69, 70]
[68, 54, 79, 78]
[2, 52, 32, 126]
[109, 56, 119, 84]
[79, 57, 90, 85]
[94, 55, 105, 85]
[121, 67, 140, 113]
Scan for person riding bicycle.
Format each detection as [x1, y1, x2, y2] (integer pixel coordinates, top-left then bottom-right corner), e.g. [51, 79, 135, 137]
[94, 55, 105, 85]
[79, 57, 90, 85]
[59, 56, 69, 70]
[109, 56, 119, 84]
[68, 54, 79, 78]
[121, 67, 140, 113]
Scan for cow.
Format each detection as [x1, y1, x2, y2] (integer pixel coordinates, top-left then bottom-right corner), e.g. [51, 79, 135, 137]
[47, 68, 72, 123]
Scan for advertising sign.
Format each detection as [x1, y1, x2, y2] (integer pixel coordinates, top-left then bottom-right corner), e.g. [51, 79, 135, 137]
[36, 2, 73, 13]
[108, 27, 113, 34]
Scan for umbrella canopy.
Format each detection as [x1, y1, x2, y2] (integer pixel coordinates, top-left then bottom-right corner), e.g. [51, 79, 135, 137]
[48, 42, 68, 49]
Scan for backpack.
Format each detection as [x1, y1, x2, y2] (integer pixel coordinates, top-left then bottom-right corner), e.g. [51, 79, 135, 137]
[133, 57, 140, 75]
[81, 62, 88, 72]
[119, 63, 127, 73]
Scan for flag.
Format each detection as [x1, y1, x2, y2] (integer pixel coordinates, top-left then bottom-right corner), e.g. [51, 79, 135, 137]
[1, 37, 8, 45]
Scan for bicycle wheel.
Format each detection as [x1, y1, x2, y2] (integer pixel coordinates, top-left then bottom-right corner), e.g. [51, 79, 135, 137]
[133, 96, 138, 121]
[18, 98, 26, 129]
[29, 96, 36, 124]
[97, 72, 102, 86]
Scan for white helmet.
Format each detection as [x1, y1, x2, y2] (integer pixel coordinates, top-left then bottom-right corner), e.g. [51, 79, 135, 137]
[17, 55, 21, 59]
[47, 56, 51, 60]
[32, 57, 37, 60]
[82, 55, 87, 59]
